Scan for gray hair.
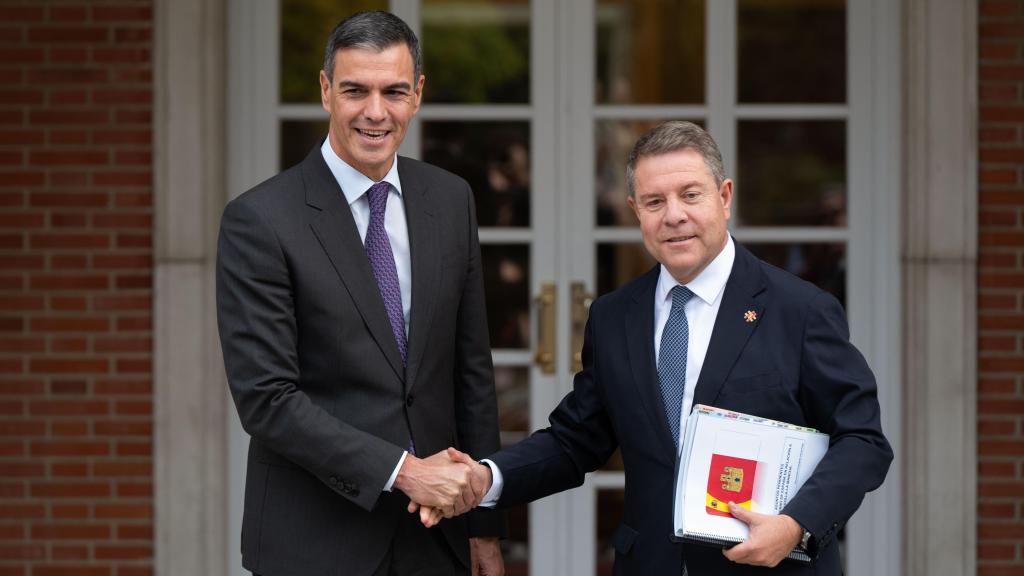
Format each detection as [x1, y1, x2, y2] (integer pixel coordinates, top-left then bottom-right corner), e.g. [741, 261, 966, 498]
[625, 121, 726, 196]
[323, 11, 422, 82]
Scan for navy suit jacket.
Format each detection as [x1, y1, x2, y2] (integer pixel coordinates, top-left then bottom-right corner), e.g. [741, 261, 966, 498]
[489, 241, 893, 575]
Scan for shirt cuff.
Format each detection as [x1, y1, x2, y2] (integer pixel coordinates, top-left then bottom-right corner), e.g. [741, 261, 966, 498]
[383, 451, 408, 492]
[478, 459, 504, 507]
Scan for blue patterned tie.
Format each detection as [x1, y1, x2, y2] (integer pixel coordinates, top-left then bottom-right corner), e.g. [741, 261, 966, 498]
[364, 182, 407, 366]
[658, 285, 694, 448]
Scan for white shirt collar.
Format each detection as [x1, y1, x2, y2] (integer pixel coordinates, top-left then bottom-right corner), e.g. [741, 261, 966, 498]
[320, 138, 403, 204]
[656, 235, 735, 307]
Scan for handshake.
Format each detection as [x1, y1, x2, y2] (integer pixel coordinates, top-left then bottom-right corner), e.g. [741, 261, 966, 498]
[393, 447, 492, 528]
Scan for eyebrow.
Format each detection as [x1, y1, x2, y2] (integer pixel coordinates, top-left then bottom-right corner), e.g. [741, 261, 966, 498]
[336, 80, 412, 92]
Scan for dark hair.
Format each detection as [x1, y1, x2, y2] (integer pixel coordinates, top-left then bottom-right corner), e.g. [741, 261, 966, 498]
[625, 121, 726, 196]
[323, 11, 422, 82]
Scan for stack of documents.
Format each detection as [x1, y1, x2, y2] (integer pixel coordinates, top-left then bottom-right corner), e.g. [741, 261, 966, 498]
[672, 405, 828, 564]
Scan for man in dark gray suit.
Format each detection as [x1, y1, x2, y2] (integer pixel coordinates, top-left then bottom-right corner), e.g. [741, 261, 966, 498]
[216, 11, 505, 576]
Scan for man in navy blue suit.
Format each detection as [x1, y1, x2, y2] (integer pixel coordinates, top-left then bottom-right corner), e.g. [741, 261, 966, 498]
[436, 121, 892, 575]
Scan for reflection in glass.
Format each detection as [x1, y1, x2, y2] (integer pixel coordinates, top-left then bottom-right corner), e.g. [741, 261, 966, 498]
[280, 0, 387, 104]
[596, 489, 625, 576]
[481, 245, 530, 349]
[745, 243, 846, 306]
[280, 120, 329, 170]
[494, 367, 529, 575]
[737, 121, 846, 227]
[738, 0, 846, 103]
[422, 0, 530, 103]
[596, 0, 705, 104]
[595, 119, 704, 227]
[422, 121, 530, 227]
[597, 243, 657, 298]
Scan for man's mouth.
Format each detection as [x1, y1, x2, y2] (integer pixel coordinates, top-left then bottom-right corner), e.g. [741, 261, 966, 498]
[356, 128, 390, 141]
[664, 235, 695, 243]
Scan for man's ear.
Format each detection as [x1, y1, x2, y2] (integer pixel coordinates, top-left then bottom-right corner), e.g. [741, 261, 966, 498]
[719, 179, 734, 221]
[319, 70, 331, 113]
[412, 74, 425, 113]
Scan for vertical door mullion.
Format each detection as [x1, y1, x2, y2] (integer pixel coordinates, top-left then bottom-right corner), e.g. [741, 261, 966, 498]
[706, 0, 737, 229]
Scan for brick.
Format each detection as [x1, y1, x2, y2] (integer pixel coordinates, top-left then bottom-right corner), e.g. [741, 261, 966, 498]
[981, 22, 1024, 38]
[0, 443, 24, 457]
[94, 461, 150, 477]
[981, 0, 1021, 17]
[51, 505, 89, 520]
[0, 49, 45, 64]
[29, 275, 109, 291]
[0, 89, 44, 105]
[31, 524, 111, 540]
[94, 504, 150, 520]
[94, 420, 150, 436]
[0, 483, 25, 498]
[48, 128, 89, 143]
[29, 317, 110, 333]
[31, 482, 110, 499]
[0, 172, 45, 187]
[0, 462, 45, 477]
[115, 109, 151, 125]
[978, 543, 1016, 561]
[92, 89, 151, 104]
[49, 213, 88, 228]
[980, 335, 1018, 350]
[114, 152, 152, 168]
[94, 337, 151, 353]
[117, 524, 152, 540]
[116, 482, 151, 497]
[48, 296, 87, 312]
[981, 274, 1024, 289]
[95, 544, 151, 560]
[50, 545, 89, 560]
[0, 253, 44, 268]
[92, 171, 151, 187]
[49, 421, 87, 436]
[93, 130, 151, 146]
[0, 317, 24, 332]
[50, 254, 88, 269]
[115, 401, 151, 417]
[116, 316, 151, 331]
[115, 441, 149, 457]
[48, 5, 89, 22]
[0, 193, 23, 207]
[0, 296, 42, 312]
[117, 234, 151, 249]
[981, 42, 1020, 61]
[114, 192, 152, 207]
[115, 28, 152, 44]
[93, 294, 149, 310]
[92, 255, 152, 270]
[0, 380, 43, 395]
[49, 171, 89, 188]
[94, 379, 150, 395]
[0, 28, 23, 44]
[979, 522, 1024, 539]
[29, 150, 109, 166]
[981, 190, 1024, 205]
[29, 358, 108, 374]
[33, 567, 109, 576]
[980, 357, 1024, 372]
[49, 378, 87, 394]
[0, 399, 25, 414]
[30, 192, 108, 208]
[0, 337, 45, 353]
[0, 524, 24, 539]
[0, 505, 44, 519]
[980, 399, 1024, 416]
[0, 545, 44, 560]
[30, 400, 108, 416]
[30, 441, 109, 457]
[0, 6, 45, 21]
[28, 27, 108, 44]
[49, 48, 89, 65]
[50, 462, 88, 477]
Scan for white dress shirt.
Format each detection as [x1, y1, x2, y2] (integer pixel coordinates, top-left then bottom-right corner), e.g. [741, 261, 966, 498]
[319, 140, 411, 492]
[480, 236, 736, 506]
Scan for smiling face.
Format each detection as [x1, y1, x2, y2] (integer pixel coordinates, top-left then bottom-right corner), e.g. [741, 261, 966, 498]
[319, 44, 424, 181]
[627, 148, 733, 285]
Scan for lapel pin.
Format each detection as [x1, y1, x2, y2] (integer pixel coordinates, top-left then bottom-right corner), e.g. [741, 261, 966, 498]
[744, 310, 757, 323]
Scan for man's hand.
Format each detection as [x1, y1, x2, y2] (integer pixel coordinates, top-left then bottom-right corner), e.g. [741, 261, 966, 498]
[721, 504, 803, 568]
[407, 448, 494, 528]
[394, 449, 482, 518]
[470, 537, 504, 576]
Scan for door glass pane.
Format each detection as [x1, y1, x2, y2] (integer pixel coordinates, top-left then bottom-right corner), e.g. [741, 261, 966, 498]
[481, 244, 530, 349]
[495, 366, 529, 575]
[736, 120, 846, 227]
[738, 0, 846, 103]
[596, 489, 625, 576]
[597, 243, 657, 298]
[280, 0, 388, 104]
[421, 0, 530, 103]
[421, 121, 531, 227]
[745, 242, 846, 306]
[596, 0, 705, 104]
[596, 119, 704, 227]
[281, 120, 328, 170]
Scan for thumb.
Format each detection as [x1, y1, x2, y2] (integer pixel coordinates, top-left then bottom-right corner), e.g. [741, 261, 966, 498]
[447, 446, 475, 465]
[728, 502, 757, 524]
[407, 500, 419, 514]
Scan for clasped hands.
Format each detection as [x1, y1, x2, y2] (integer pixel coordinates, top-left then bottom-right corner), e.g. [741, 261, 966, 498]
[393, 447, 491, 528]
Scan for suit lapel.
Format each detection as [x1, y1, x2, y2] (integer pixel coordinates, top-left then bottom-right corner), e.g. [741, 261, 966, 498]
[302, 147, 406, 381]
[399, 158, 439, 393]
[625, 267, 679, 457]
[692, 242, 766, 407]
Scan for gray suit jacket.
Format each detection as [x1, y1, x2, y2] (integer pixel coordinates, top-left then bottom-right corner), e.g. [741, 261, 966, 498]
[217, 146, 505, 576]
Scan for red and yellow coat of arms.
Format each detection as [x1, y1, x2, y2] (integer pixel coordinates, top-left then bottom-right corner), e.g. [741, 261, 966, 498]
[705, 454, 757, 517]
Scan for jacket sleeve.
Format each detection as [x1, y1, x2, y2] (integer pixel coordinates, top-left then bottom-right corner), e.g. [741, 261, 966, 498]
[781, 290, 894, 558]
[216, 198, 405, 512]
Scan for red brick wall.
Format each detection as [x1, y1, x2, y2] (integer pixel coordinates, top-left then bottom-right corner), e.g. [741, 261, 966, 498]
[979, 1, 1024, 574]
[0, 1, 154, 575]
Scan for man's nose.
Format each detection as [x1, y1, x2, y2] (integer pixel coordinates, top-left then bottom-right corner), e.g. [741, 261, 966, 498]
[363, 92, 386, 121]
[664, 198, 688, 224]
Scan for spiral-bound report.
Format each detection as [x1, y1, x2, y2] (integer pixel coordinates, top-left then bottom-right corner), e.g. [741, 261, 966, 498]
[671, 405, 828, 565]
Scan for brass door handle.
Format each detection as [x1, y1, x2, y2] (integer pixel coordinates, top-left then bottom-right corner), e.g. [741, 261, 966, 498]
[571, 282, 594, 373]
[534, 283, 556, 374]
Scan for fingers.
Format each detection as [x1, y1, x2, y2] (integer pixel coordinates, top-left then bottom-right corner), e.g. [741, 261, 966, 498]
[447, 446, 474, 464]
[728, 501, 755, 523]
[407, 500, 419, 514]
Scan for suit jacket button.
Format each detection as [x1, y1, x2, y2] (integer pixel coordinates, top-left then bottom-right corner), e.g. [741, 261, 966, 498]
[406, 394, 415, 407]
[329, 476, 338, 485]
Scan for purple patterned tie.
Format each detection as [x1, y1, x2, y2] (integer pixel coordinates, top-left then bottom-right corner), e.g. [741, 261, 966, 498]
[364, 182, 407, 366]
